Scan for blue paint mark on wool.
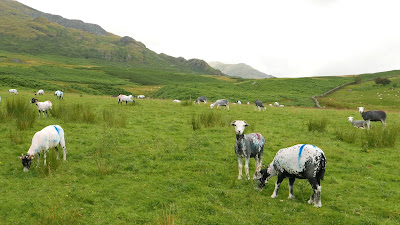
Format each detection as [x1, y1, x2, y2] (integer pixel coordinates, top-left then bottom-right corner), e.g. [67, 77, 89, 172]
[298, 144, 306, 171]
[54, 125, 60, 135]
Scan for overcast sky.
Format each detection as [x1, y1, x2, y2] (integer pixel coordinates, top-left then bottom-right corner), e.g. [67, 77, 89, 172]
[17, 0, 400, 77]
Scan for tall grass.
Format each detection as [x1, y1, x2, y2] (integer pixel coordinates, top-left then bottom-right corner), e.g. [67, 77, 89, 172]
[362, 126, 398, 149]
[52, 103, 96, 123]
[334, 129, 359, 144]
[191, 111, 232, 130]
[307, 117, 328, 132]
[39, 150, 61, 177]
[102, 108, 127, 127]
[5, 97, 36, 130]
[180, 100, 193, 107]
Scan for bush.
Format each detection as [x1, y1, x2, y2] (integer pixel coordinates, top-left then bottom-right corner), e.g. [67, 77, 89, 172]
[362, 126, 398, 149]
[6, 97, 36, 130]
[375, 77, 391, 85]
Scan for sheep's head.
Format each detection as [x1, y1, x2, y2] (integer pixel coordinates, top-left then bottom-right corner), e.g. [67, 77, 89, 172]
[19, 154, 33, 172]
[358, 107, 365, 113]
[210, 103, 215, 109]
[230, 120, 249, 135]
[30, 98, 38, 104]
[347, 116, 354, 122]
[255, 167, 269, 190]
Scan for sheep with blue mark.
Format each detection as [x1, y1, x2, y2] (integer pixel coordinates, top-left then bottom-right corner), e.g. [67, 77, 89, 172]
[19, 125, 67, 172]
[347, 116, 368, 129]
[358, 107, 386, 129]
[9, 89, 18, 95]
[55, 90, 63, 99]
[210, 99, 229, 110]
[254, 100, 266, 111]
[255, 144, 326, 207]
[231, 120, 265, 180]
[30, 98, 52, 116]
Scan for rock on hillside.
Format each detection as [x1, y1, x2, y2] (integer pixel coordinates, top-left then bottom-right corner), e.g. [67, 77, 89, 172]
[208, 61, 274, 79]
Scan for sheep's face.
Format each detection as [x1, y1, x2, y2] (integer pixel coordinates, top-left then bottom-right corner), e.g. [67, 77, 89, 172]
[230, 120, 249, 135]
[30, 98, 38, 104]
[347, 116, 354, 122]
[358, 107, 365, 113]
[210, 104, 215, 109]
[255, 168, 269, 190]
[19, 154, 33, 172]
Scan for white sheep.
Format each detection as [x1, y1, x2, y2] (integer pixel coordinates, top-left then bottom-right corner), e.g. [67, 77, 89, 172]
[279, 105, 285, 107]
[210, 99, 229, 110]
[255, 144, 327, 207]
[54, 90, 63, 99]
[118, 94, 134, 104]
[35, 89, 44, 95]
[274, 102, 280, 107]
[137, 95, 145, 99]
[347, 116, 368, 129]
[19, 125, 67, 172]
[173, 99, 181, 103]
[30, 98, 52, 116]
[231, 120, 265, 180]
[9, 89, 18, 95]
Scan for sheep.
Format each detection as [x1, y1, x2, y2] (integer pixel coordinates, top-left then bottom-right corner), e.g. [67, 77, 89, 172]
[358, 107, 386, 129]
[137, 95, 145, 99]
[347, 116, 368, 129]
[19, 125, 67, 172]
[255, 144, 326, 207]
[118, 94, 134, 104]
[236, 100, 242, 105]
[274, 102, 280, 107]
[9, 89, 18, 95]
[279, 105, 285, 107]
[254, 100, 266, 111]
[194, 96, 207, 104]
[173, 99, 181, 103]
[231, 120, 265, 180]
[35, 89, 44, 95]
[210, 99, 229, 110]
[30, 98, 52, 116]
[55, 90, 63, 99]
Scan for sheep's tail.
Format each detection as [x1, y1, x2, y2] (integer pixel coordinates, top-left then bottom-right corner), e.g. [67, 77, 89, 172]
[318, 152, 327, 181]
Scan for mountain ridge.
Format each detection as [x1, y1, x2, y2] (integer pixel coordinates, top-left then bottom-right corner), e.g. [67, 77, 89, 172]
[208, 61, 274, 79]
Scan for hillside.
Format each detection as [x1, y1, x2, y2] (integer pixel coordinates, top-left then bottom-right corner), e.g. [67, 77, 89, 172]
[208, 61, 274, 79]
[0, 0, 222, 75]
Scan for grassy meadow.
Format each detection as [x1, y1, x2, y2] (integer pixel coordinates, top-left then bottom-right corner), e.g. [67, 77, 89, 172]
[0, 89, 399, 224]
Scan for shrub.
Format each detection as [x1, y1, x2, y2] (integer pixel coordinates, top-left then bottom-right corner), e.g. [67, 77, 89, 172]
[334, 129, 358, 144]
[6, 97, 36, 130]
[375, 77, 391, 85]
[361, 126, 398, 149]
[307, 118, 328, 132]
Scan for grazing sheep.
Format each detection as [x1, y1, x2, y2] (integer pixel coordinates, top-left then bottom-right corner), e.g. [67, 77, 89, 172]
[358, 107, 386, 129]
[255, 144, 326, 207]
[347, 116, 368, 129]
[254, 100, 266, 111]
[55, 90, 63, 99]
[30, 98, 52, 116]
[118, 94, 134, 105]
[194, 96, 207, 104]
[231, 120, 265, 180]
[137, 95, 145, 99]
[19, 125, 67, 172]
[173, 99, 181, 103]
[9, 89, 18, 95]
[35, 89, 44, 95]
[236, 100, 242, 105]
[274, 102, 280, 107]
[279, 105, 285, 107]
[210, 99, 229, 110]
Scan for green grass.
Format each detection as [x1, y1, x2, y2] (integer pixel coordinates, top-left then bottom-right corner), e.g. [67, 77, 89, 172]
[0, 89, 399, 224]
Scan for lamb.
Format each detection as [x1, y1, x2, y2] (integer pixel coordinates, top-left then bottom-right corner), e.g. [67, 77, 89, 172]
[358, 107, 386, 129]
[9, 89, 18, 95]
[30, 98, 52, 116]
[19, 125, 67, 172]
[118, 94, 134, 104]
[210, 99, 229, 110]
[255, 144, 326, 207]
[35, 89, 44, 95]
[274, 102, 280, 107]
[347, 116, 368, 129]
[194, 96, 207, 104]
[55, 90, 63, 99]
[254, 100, 266, 111]
[231, 120, 265, 180]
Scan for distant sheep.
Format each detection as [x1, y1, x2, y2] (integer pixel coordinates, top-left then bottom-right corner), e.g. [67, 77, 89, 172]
[194, 96, 207, 104]
[30, 98, 52, 116]
[210, 99, 229, 110]
[347, 116, 368, 129]
[118, 94, 134, 105]
[274, 102, 280, 107]
[254, 100, 266, 111]
[173, 99, 181, 103]
[236, 100, 242, 105]
[19, 125, 67, 172]
[54, 90, 63, 99]
[9, 89, 18, 95]
[358, 107, 386, 129]
[137, 95, 145, 99]
[255, 144, 326, 207]
[231, 120, 265, 180]
[35, 89, 44, 95]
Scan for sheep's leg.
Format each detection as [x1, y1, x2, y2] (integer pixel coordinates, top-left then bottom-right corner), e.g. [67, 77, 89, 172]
[314, 185, 322, 207]
[271, 173, 285, 198]
[36, 153, 40, 167]
[253, 157, 259, 179]
[288, 178, 296, 199]
[55, 146, 59, 160]
[38, 110, 41, 116]
[227, 105, 229, 110]
[366, 120, 371, 130]
[381, 119, 386, 129]
[244, 157, 250, 180]
[60, 139, 67, 160]
[237, 156, 243, 179]
[43, 151, 47, 165]
[307, 178, 322, 207]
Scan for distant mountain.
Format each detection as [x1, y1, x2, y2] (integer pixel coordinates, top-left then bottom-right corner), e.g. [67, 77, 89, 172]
[0, 0, 222, 75]
[208, 61, 274, 79]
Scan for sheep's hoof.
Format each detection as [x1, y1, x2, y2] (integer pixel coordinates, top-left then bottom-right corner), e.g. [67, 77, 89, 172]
[288, 195, 295, 199]
[238, 176, 242, 180]
[271, 194, 277, 198]
[313, 203, 322, 208]
[307, 199, 314, 204]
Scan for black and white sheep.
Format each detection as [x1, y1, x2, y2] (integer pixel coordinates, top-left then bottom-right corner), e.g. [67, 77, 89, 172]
[30, 98, 52, 116]
[254, 100, 266, 111]
[255, 144, 326, 207]
[231, 120, 265, 180]
[137, 95, 145, 99]
[9, 89, 18, 95]
[358, 107, 386, 129]
[210, 99, 229, 110]
[35, 89, 44, 95]
[19, 125, 67, 172]
[347, 116, 368, 129]
[194, 96, 207, 104]
[118, 94, 134, 104]
[55, 90, 63, 99]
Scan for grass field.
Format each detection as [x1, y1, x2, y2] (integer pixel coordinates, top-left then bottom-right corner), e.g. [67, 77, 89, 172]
[0, 89, 399, 224]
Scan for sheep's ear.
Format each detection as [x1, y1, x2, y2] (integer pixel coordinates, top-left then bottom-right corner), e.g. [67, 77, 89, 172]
[19, 154, 24, 159]
[243, 121, 250, 126]
[28, 155, 34, 160]
[230, 121, 236, 126]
